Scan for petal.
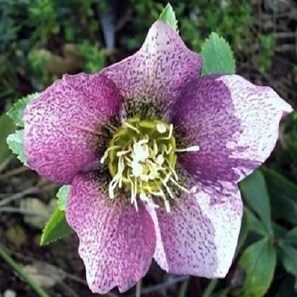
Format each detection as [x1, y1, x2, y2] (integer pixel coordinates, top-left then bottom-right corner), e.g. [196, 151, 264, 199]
[101, 21, 201, 118]
[66, 173, 156, 294]
[172, 75, 292, 184]
[147, 184, 242, 277]
[24, 73, 122, 184]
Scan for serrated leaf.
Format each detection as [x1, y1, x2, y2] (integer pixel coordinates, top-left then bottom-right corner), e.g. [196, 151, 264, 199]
[280, 243, 297, 277]
[6, 130, 27, 165]
[7, 93, 39, 127]
[0, 114, 15, 165]
[41, 208, 73, 245]
[201, 32, 236, 75]
[158, 3, 178, 31]
[240, 170, 272, 235]
[262, 166, 297, 224]
[56, 185, 70, 211]
[237, 239, 276, 297]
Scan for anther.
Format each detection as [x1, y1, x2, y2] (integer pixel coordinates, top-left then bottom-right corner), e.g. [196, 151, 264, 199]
[159, 124, 173, 140]
[156, 123, 167, 134]
[100, 145, 120, 164]
[175, 145, 200, 153]
[124, 122, 140, 133]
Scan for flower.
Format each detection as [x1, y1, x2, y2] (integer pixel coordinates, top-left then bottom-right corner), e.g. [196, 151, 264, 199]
[23, 21, 292, 294]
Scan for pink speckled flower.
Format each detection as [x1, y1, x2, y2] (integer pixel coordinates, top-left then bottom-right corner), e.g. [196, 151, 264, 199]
[23, 21, 292, 294]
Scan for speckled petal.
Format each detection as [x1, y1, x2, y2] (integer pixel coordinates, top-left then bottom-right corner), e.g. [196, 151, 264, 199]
[147, 184, 242, 277]
[172, 74, 292, 184]
[66, 173, 156, 294]
[101, 21, 201, 118]
[24, 73, 121, 184]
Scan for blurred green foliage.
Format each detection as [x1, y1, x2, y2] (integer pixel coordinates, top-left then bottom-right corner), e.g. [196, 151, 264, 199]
[0, 0, 256, 104]
[256, 34, 276, 73]
[125, 0, 251, 53]
[0, 0, 104, 99]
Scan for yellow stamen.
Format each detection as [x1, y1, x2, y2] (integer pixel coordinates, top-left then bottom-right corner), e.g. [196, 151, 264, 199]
[101, 117, 195, 211]
[100, 145, 121, 164]
[175, 145, 200, 153]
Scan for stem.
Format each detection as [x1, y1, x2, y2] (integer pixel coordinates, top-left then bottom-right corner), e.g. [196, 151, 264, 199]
[136, 279, 142, 297]
[178, 279, 189, 297]
[0, 244, 50, 297]
[202, 279, 218, 297]
[0, 166, 28, 181]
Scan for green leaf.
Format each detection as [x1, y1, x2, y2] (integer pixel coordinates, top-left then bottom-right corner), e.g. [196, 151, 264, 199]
[237, 239, 276, 297]
[240, 170, 272, 235]
[236, 208, 250, 252]
[6, 130, 27, 165]
[7, 93, 39, 127]
[158, 3, 178, 31]
[56, 185, 70, 211]
[201, 32, 236, 75]
[41, 208, 73, 245]
[262, 166, 297, 224]
[0, 114, 15, 165]
[273, 223, 288, 239]
[244, 207, 267, 236]
[284, 227, 297, 245]
[279, 243, 297, 277]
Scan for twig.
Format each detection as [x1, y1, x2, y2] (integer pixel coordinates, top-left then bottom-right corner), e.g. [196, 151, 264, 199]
[273, 31, 297, 38]
[0, 186, 39, 207]
[0, 206, 49, 217]
[0, 183, 57, 207]
[0, 155, 13, 173]
[7, 250, 119, 297]
[59, 282, 81, 297]
[127, 276, 189, 297]
[0, 166, 29, 181]
[0, 243, 50, 297]
[8, 250, 87, 285]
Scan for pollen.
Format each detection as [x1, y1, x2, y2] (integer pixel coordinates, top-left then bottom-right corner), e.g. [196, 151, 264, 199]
[100, 117, 199, 211]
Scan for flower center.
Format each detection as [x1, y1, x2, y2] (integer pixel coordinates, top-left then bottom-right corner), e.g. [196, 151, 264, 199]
[100, 117, 199, 211]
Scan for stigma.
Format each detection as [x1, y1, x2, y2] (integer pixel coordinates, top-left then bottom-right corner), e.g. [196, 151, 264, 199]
[100, 117, 199, 212]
